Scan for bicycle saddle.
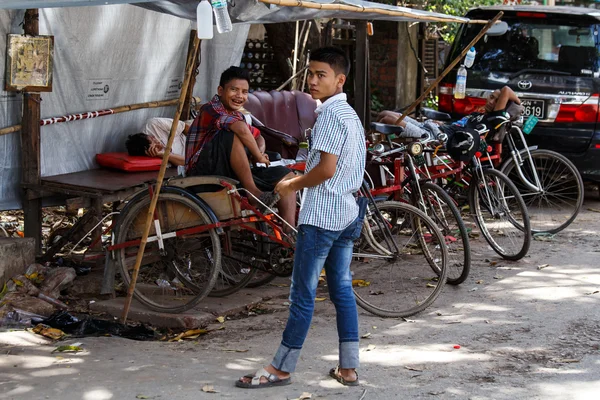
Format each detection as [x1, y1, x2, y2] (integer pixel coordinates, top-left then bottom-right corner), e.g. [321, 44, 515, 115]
[370, 122, 405, 135]
[421, 108, 452, 122]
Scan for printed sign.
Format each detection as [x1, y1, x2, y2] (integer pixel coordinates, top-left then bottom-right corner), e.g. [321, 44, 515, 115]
[86, 79, 111, 101]
[523, 115, 539, 135]
[166, 77, 183, 98]
[0, 80, 21, 102]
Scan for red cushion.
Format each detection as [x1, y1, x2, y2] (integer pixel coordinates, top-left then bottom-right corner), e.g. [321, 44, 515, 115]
[96, 152, 162, 172]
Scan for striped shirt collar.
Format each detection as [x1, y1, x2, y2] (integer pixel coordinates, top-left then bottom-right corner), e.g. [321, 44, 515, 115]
[315, 93, 347, 115]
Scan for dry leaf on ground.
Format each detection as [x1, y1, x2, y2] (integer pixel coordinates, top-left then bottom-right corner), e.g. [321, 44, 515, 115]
[201, 385, 219, 393]
[168, 329, 209, 342]
[32, 324, 65, 340]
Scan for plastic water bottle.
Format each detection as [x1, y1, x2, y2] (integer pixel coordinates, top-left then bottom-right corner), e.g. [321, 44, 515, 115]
[454, 65, 467, 100]
[465, 47, 476, 68]
[196, 0, 214, 39]
[210, 0, 232, 34]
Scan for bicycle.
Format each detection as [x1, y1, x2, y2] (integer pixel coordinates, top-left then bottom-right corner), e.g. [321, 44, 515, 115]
[420, 107, 584, 234]
[366, 122, 471, 285]
[108, 171, 449, 318]
[494, 118, 584, 234]
[422, 127, 532, 261]
[369, 118, 532, 261]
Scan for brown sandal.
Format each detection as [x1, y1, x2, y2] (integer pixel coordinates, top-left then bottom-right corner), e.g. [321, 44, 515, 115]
[329, 366, 359, 386]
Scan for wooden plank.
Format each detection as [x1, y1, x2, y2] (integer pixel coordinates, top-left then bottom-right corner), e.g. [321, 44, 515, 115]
[354, 20, 369, 125]
[41, 168, 179, 193]
[21, 9, 42, 254]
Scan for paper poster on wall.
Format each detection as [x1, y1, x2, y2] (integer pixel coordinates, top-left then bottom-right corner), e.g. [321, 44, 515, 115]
[86, 79, 112, 100]
[166, 77, 183, 98]
[5, 34, 54, 92]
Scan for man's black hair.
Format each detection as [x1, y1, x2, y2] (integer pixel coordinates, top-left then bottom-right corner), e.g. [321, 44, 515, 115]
[219, 66, 251, 88]
[310, 46, 350, 76]
[125, 133, 151, 156]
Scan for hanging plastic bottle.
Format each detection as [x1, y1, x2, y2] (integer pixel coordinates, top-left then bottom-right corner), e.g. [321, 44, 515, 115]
[455, 65, 467, 100]
[464, 47, 476, 68]
[196, 0, 214, 39]
[210, 0, 232, 34]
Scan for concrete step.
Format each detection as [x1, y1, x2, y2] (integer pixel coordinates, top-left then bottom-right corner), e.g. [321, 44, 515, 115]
[0, 237, 35, 286]
[89, 280, 290, 329]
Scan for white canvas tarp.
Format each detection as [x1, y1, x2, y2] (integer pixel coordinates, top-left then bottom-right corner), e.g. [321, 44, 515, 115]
[0, 0, 472, 210]
[0, 5, 248, 209]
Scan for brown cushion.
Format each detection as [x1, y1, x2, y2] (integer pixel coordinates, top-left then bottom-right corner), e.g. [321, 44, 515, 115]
[246, 90, 317, 141]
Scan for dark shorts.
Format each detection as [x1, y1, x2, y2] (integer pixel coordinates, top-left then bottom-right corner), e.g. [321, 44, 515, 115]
[188, 130, 291, 192]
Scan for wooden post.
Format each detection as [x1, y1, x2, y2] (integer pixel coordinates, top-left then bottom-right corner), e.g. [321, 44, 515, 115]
[121, 35, 201, 323]
[395, 12, 504, 126]
[181, 31, 201, 121]
[354, 21, 369, 126]
[21, 9, 42, 254]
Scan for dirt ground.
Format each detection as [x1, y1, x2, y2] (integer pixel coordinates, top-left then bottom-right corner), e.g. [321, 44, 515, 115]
[1, 195, 600, 399]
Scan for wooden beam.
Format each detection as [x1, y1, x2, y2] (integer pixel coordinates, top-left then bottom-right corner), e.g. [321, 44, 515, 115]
[21, 9, 42, 254]
[354, 20, 369, 125]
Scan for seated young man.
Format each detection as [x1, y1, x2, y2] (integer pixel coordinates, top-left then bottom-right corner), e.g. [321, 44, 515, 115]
[185, 66, 296, 227]
[125, 117, 192, 167]
[377, 86, 522, 138]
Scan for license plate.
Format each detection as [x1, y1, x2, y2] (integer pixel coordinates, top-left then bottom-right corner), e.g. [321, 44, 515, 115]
[521, 99, 545, 118]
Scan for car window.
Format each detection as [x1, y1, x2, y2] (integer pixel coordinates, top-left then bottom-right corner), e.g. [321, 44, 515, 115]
[453, 19, 600, 76]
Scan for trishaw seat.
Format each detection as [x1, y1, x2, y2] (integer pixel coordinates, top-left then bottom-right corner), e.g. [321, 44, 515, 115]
[167, 175, 241, 221]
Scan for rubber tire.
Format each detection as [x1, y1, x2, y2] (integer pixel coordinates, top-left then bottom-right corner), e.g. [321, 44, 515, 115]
[209, 222, 269, 297]
[417, 182, 471, 285]
[354, 201, 448, 318]
[500, 149, 583, 234]
[468, 168, 531, 261]
[114, 192, 221, 313]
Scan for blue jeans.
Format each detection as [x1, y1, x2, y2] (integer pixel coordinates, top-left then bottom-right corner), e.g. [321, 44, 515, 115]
[271, 215, 364, 373]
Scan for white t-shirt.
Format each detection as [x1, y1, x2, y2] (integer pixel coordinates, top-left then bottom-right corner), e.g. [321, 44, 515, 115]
[143, 118, 186, 157]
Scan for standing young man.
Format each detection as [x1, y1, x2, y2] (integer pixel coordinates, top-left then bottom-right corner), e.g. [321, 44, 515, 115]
[236, 47, 366, 389]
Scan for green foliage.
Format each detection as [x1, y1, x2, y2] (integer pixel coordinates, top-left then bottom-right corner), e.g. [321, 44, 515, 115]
[371, 93, 386, 113]
[420, 0, 501, 43]
[422, 95, 438, 110]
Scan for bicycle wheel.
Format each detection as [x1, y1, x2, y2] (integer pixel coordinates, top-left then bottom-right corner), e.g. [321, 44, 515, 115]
[500, 149, 583, 234]
[353, 201, 448, 318]
[468, 168, 531, 261]
[209, 223, 266, 297]
[415, 182, 471, 285]
[114, 191, 221, 313]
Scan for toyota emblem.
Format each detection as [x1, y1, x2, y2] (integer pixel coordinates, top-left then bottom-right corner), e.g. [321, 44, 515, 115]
[518, 80, 532, 90]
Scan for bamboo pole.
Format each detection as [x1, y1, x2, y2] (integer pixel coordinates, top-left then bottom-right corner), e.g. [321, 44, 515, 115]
[292, 21, 300, 90]
[394, 11, 504, 126]
[257, 0, 488, 24]
[276, 66, 308, 91]
[120, 36, 201, 323]
[0, 99, 180, 136]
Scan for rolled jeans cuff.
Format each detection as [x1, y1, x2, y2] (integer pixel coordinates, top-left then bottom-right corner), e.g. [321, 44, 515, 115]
[272, 343, 302, 373]
[339, 341, 360, 369]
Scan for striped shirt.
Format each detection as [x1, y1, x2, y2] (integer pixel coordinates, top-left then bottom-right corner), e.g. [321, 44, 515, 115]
[299, 93, 366, 231]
